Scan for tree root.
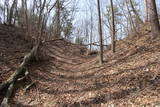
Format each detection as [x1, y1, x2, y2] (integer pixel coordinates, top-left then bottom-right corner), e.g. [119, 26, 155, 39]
[17, 69, 29, 81]
[24, 81, 36, 93]
[0, 83, 14, 107]
[0, 44, 40, 107]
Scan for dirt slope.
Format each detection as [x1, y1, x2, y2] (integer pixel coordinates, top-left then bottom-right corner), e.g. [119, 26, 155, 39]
[0, 25, 32, 84]
[0, 25, 32, 103]
[0, 24, 160, 107]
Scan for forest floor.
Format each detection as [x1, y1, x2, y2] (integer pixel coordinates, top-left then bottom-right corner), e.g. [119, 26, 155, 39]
[0, 24, 160, 107]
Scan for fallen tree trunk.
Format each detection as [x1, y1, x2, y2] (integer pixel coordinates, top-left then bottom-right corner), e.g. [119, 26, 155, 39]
[0, 44, 40, 107]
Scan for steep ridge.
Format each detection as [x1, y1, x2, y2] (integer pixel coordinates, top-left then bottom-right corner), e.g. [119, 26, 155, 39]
[0, 24, 160, 107]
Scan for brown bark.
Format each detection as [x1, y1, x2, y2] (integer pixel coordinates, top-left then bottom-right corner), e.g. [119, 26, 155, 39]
[55, 0, 61, 38]
[144, 0, 149, 22]
[21, 0, 29, 41]
[90, 11, 93, 51]
[110, 0, 116, 53]
[147, 0, 160, 35]
[97, 0, 103, 64]
[8, 0, 17, 25]
[37, 0, 47, 43]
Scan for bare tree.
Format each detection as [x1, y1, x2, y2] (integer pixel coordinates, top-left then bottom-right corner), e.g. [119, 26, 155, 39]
[8, 0, 17, 25]
[144, 0, 149, 22]
[110, 0, 116, 53]
[88, 0, 93, 51]
[55, 0, 61, 38]
[129, 0, 143, 24]
[37, 0, 47, 43]
[97, 0, 103, 64]
[146, 0, 160, 35]
[125, 1, 136, 32]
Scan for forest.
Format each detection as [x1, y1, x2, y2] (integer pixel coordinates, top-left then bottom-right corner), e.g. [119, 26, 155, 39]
[0, 0, 160, 106]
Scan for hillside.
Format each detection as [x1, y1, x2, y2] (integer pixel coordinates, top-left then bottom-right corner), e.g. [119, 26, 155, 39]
[0, 25, 31, 84]
[0, 24, 160, 107]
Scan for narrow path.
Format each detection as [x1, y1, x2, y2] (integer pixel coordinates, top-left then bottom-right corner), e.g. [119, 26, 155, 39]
[1, 25, 160, 106]
[13, 36, 160, 107]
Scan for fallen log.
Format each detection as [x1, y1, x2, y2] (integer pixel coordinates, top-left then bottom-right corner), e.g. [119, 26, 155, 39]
[0, 44, 40, 107]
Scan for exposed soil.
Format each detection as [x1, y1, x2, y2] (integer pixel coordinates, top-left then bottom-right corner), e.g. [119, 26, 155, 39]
[0, 24, 160, 107]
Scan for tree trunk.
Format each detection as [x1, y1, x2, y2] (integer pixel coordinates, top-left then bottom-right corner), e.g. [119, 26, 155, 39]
[129, 0, 143, 24]
[8, 0, 17, 25]
[37, 0, 46, 43]
[110, 0, 116, 53]
[5, 1, 10, 24]
[90, 7, 93, 51]
[126, 1, 136, 32]
[147, 0, 160, 35]
[97, 0, 103, 64]
[144, 0, 149, 22]
[3, 4, 6, 24]
[55, 0, 61, 38]
[21, 0, 25, 27]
